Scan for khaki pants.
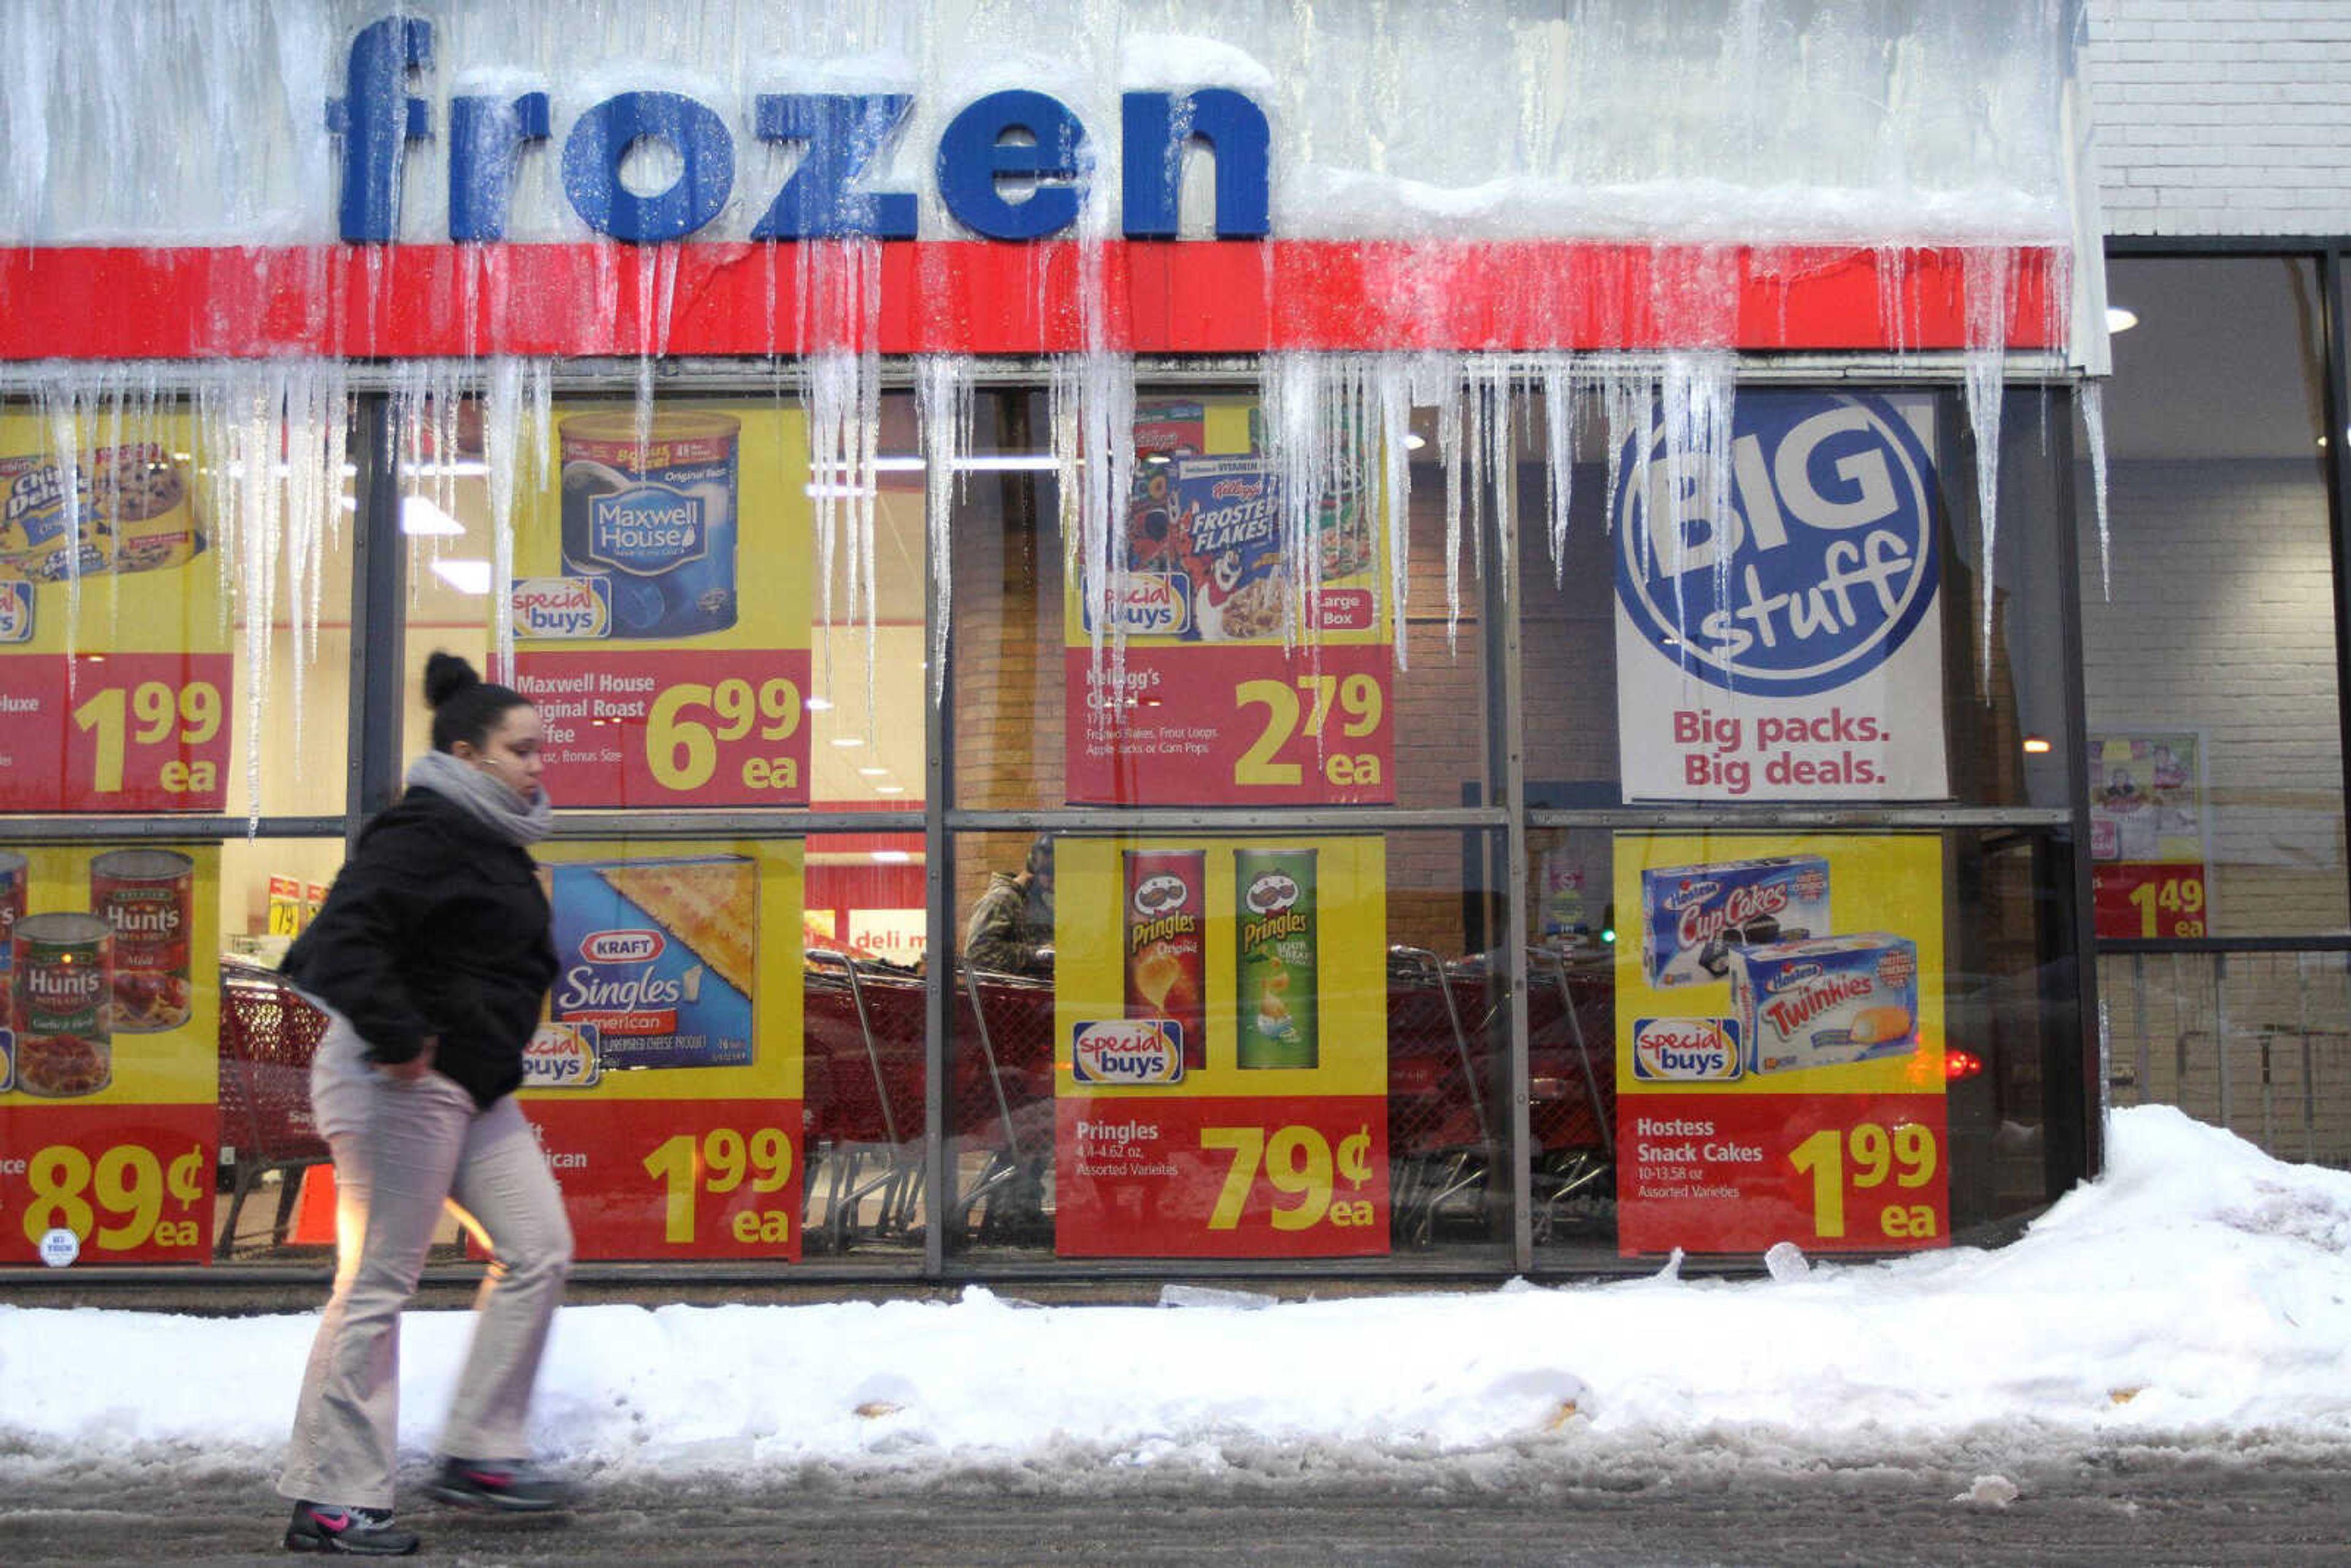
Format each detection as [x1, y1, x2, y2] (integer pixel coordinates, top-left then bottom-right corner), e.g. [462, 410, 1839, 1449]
[277, 1010, 573, 1510]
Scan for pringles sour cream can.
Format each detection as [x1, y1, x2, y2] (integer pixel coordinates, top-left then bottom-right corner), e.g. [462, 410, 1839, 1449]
[1235, 848, 1319, 1070]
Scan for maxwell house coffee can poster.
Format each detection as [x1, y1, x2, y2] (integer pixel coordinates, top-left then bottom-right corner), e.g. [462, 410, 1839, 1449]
[1613, 391, 1948, 802]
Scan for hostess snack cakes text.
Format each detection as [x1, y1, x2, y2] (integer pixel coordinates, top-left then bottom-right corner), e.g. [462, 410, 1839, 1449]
[1641, 854, 1829, 988]
[1729, 933, 1919, 1075]
[546, 857, 755, 1071]
[1235, 847, 1319, 1070]
[558, 412, 739, 639]
[1122, 849, 1205, 1071]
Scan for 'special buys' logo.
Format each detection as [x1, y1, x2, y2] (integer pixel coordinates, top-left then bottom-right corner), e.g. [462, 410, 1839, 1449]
[1614, 392, 1940, 699]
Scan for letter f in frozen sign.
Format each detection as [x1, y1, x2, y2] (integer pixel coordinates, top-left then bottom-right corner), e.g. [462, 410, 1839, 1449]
[546, 857, 757, 1071]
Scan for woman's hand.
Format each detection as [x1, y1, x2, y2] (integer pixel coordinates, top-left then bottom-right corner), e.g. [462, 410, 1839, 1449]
[379, 1036, 438, 1082]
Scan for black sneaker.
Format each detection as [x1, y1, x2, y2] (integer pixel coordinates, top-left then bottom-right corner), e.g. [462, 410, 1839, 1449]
[422, 1456, 572, 1513]
[283, 1499, 419, 1555]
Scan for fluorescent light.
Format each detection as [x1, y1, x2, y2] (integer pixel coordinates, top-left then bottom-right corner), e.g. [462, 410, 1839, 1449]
[401, 495, 465, 536]
[2105, 306, 2139, 334]
[1404, 433, 1427, 451]
[953, 454, 1059, 472]
[406, 459, 490, 478]
[2022, 735, 2052, 755]
[430, 558, 492, 595]
[804, 696, 834, 711]
[829, 736, 866, 748]
[871, 849, 913, 863]
[857, 765, 890, 776]
[806, 482, 876, 499]
[872, 783, 906, 795]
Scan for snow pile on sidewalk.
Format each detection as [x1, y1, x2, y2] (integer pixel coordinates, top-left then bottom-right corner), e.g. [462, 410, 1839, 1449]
[4, 1105, 2349, 1492]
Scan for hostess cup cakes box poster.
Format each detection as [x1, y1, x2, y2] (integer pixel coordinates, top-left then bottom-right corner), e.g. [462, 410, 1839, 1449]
[546, 856, 756, 1071]
[1640, 854, 1831, 989]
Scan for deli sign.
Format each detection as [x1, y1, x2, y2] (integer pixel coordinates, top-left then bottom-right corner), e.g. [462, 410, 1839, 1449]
[331, 15, 1271, 244]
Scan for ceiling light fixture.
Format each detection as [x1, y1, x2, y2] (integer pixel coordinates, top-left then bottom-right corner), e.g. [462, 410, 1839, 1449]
[2105, 306, 2139, 334]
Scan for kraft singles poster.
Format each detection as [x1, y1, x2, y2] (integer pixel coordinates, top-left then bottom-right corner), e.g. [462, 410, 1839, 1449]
[1613, 391, 1949, 802]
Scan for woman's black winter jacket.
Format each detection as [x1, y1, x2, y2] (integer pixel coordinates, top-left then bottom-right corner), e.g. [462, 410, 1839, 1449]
[281, 784, 557, 1108]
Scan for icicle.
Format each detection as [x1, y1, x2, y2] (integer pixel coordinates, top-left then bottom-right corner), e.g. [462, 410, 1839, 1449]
[482, 357, 525, 680]
[1425, 359, 1467, 655]
[1963, 246, 2012, 691]
[1539, 355, 1577, 586]
[915, 354, 975, 705]
[2080, 377, 2111, 601]
[1374, 354, 1415, 673]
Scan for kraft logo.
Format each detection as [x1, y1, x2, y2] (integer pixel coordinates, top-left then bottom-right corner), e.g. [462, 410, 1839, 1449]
[583, 928, 665, 963]
[1632, 1018, 1742, 1081]
[512, 576, 610, 639]
[0, 582, 31, 643]
[1614, 391, 1940, 699]
[1070, 1019, 1184, 1084]
[522, 1022, 601, 1088]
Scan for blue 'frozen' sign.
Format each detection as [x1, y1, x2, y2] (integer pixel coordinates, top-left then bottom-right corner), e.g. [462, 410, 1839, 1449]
[328, 15, 1272, 244]
[1613, 392, 1941, 700]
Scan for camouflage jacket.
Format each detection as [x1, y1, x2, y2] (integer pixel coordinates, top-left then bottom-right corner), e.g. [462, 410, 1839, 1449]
[962, 871, 1051, 976]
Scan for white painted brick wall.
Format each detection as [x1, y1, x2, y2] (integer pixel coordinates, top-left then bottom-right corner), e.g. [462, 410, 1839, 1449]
[2077, 458, 2349, 933]
[2091, 1, 2351, 234]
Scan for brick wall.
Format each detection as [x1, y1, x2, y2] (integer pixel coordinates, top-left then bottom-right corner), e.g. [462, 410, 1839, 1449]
[2090, 1, 2351, 236]
[2076, 457, 2349, 932]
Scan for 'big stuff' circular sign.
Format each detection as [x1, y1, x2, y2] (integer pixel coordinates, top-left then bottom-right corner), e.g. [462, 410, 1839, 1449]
[1613, 392, 1940, 699]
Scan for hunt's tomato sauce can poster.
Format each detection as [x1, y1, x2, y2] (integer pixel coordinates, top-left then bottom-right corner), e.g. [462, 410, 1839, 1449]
[89, 849, 194, 1033]
[1122, 849, 1206, 1070]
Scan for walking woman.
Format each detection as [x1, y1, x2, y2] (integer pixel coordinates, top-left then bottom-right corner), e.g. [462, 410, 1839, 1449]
[277, 652, 574, 1555]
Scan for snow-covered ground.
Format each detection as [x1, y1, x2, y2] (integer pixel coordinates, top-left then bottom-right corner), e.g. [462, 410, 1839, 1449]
[4, 1105, 2348, 1498]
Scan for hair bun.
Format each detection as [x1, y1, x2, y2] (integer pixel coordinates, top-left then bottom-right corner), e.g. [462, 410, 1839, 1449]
[422, 651, 482, 710]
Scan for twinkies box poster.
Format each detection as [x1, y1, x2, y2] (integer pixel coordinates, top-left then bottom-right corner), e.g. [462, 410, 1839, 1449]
[1614, 392, 1949, 802]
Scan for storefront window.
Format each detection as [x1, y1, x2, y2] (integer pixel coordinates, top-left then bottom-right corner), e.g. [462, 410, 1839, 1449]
[950, 386, 1485, 814]
[2085, 257, 2349, 937]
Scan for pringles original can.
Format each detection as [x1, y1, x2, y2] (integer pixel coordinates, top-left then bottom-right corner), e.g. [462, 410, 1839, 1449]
[1235, 848, 1319, 1070]
[1122, 849, 1207, 1071]
[91, 849, 194, 1032]
[13, 912, 113, 1098]
[558, 411, 740, 639]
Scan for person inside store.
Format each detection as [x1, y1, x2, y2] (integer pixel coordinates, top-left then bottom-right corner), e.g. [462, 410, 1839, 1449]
[274, 652, 573, 1556]
[962, 834, 1056, 977]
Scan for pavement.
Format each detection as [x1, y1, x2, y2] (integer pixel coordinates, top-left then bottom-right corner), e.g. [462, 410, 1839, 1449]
[6, 1445, 2351, 1566]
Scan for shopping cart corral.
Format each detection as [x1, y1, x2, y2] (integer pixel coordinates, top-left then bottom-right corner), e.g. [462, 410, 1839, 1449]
[798, 947, 1615, 1253]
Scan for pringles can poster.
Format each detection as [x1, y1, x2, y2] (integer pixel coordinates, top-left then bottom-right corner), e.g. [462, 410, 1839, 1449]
[1611, 833, 1949, 1259]
[1063, 397, 1397, 808]
[0, 843, 220, 1266]
[505, 401, 814, 809]
[510, 838, 805, 1262]
[1052, 835, 1389, 1258]
[1613, 392, 1949, 803]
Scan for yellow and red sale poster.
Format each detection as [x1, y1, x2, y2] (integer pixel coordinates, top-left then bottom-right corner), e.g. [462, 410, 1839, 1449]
[0, 411, 230, 814]
[1613, 833, 1948, 1258]
[0, 844, 220, 1265]
[509, 838, 804, 1261]
[1053, 835, 1387, 1258]
[2089, 730, 2210, 939]
[505, 401, 813, 809]
[1064, 398, 1394, 807]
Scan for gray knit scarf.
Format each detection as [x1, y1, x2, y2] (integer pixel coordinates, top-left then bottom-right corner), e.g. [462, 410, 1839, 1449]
[405, 749, 556, 845]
